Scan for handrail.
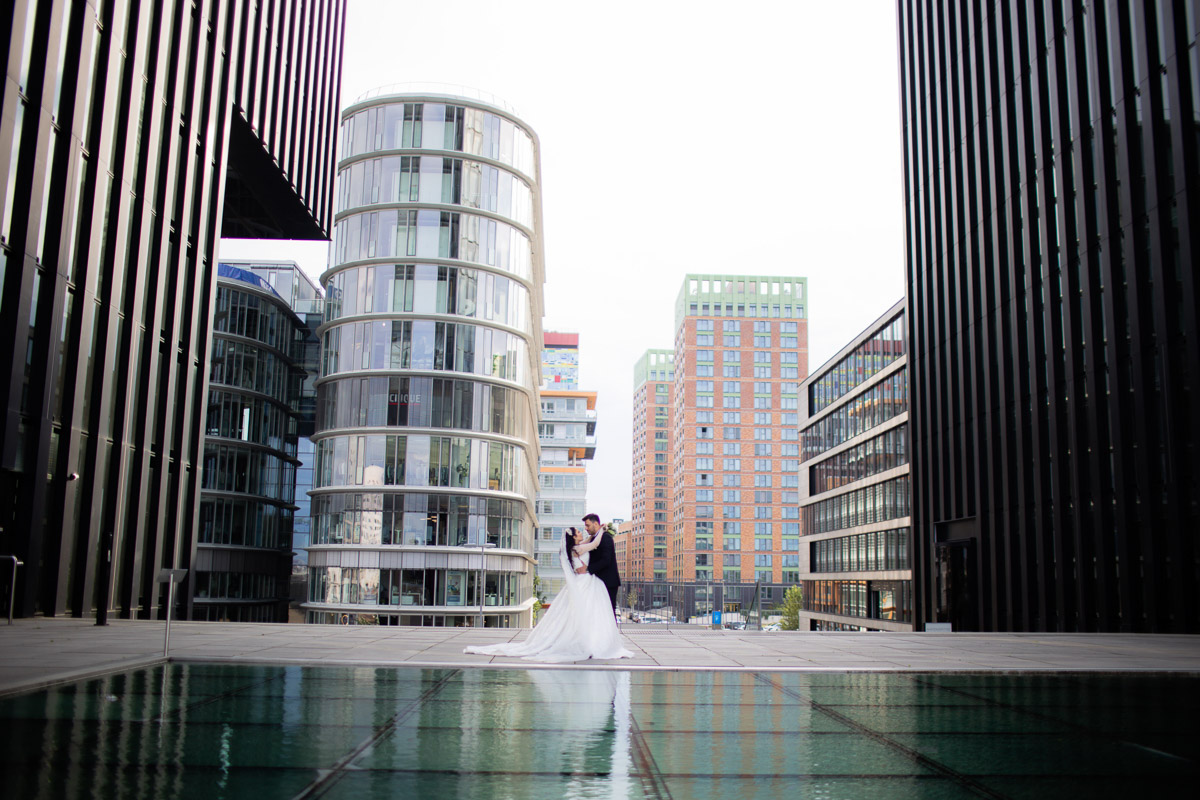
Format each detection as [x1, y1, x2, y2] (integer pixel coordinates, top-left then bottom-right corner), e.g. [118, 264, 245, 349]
[3, 555, 23, 625]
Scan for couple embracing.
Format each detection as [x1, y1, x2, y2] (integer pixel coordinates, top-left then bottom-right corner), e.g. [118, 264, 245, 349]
[464, 514, 633, 663]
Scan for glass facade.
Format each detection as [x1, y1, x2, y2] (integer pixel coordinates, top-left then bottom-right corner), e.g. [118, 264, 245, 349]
[801, 370, 908, 460]
[808, 314, 905, 414]
[195, 264, 321, 623]
[799, 302, 912, 631]
[307, 93, 543, 627]
[809, 528, 910, 573]
[809, 426, 908, 494]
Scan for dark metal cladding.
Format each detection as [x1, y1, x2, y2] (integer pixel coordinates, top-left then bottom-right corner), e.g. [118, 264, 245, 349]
[898, 1, 1199, 632]
[0, 0, 346, 620]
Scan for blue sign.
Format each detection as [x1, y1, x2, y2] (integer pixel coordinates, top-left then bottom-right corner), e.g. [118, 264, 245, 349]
[713, 610, 722, 624]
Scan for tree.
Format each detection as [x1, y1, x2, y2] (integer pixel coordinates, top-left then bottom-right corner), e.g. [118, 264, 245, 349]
[780, 585, 803, 631]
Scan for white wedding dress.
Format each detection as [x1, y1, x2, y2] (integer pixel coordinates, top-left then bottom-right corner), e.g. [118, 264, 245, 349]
[464, 538, 633, 663]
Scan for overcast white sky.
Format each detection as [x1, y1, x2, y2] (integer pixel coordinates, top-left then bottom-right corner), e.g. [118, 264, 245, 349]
[220, 0, 907, 522]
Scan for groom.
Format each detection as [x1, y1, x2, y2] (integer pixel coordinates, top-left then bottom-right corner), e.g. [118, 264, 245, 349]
[577, 513, 621, 616]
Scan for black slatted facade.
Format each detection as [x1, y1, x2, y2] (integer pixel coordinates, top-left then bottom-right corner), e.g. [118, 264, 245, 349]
[0, 0, 345, 620]
[898, 1, 1199, 632]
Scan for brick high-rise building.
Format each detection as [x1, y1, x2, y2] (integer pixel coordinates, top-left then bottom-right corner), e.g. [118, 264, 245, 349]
[630, 349, 674, 584]
[670, 275, 809, 592]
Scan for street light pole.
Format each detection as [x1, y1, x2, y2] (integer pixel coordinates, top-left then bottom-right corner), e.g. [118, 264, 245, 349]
[477, 539, 496, 627]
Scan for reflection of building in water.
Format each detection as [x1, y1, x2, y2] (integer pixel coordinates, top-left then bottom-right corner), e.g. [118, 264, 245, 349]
[535, 348, 597, 597]
[195, 262, 322, 623]
[306, 91, 545, 627]
[799, 301, 912, 631]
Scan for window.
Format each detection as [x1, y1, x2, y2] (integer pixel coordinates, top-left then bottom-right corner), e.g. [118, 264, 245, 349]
[754, 491, 772, 503]
[755, 506, 772, 519]
[723, 334, 740, 346]
[696, 489, 714, 501]
[722, 443, 740, 455]
[754, 336, 771, 347]
[722, 473, 741, 486]
[754, 321, 770, 332]
[724, 537, 741, 550]
[696, 350, 714, 361]
[723, 458, 741, 471]
[723, 521, 741, 535]
[696, 410, 714, 422]
[723, 320, 740, 332]
[696, 364, 714, 376]
[696, 505, 714, 518]
[723, 381, 740, 394]
[697, 396, 714, 407]
[696, 381, 714, 392]
[696, 442, 713, 454]
[754, 458, 771, 471]
[755, 538, 773, 551]
[723, 427, 740, 439]
[696, 334, 714, 345]
[754, 443, 771, 456]
[723, 396, 740, 408]
[754, 365, 772, 378]
[723, 350, 740, 362]
[696, 319, 714, 330]
[754, 474, 772, 487]
[695, 458, 714, 469]
[755, 412, 771, 424]
[722, 505, 741, 518]
[722, 490, 740, 503]
[723, 411, 741, 423]
[723, 364, 741, 377]
[696, 473, 713, 486]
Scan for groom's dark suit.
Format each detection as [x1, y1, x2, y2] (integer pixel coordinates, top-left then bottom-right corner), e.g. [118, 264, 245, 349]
[586, 531, 621, 613]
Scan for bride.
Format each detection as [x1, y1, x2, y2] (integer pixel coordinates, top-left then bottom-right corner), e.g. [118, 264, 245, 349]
[464, 528, 633, 663]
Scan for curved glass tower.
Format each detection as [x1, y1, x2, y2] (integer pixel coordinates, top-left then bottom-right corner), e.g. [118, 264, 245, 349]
[305, 91, 544, 627]
[196, 263, 321, 622]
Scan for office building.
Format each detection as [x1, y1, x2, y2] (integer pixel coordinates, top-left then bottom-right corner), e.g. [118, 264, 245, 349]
[195, 261, 321, 622]
[0, 0, 345, 620]
[898, 1, 1199, 631]
[536, 383, 597, 597]
[799, 301, 911, 631]
[304, 91, 544, 627]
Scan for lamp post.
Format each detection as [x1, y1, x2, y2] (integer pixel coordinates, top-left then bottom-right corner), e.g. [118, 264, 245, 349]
[477, 540, 496, 627]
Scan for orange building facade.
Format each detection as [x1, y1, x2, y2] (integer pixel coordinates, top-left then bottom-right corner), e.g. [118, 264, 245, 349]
[668, 275, 809, 585]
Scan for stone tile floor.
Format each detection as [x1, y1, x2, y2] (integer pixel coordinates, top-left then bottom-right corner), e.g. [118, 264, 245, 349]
[1, 618, 1197, 696]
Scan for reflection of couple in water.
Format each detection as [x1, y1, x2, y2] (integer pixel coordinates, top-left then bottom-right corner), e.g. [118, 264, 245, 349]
[465, 514, 632, 662]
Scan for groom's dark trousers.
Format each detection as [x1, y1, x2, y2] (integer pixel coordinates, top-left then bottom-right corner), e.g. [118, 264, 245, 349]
[586, 532, 621, 614]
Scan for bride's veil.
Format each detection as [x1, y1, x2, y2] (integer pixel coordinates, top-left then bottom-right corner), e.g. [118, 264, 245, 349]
[557, 530, 585, 595]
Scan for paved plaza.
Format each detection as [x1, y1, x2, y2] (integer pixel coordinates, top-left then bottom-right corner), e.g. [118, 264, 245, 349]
[1, 617, 1198, 696]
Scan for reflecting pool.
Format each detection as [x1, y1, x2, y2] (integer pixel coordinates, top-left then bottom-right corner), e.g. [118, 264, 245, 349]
[1, 664, 1196, 798]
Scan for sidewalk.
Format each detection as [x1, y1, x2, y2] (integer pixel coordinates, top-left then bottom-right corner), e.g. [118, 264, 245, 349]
[2, 617, 1198, 695]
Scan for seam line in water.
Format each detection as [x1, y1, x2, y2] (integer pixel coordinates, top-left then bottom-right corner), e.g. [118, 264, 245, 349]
[755, 674, 1011, 800]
